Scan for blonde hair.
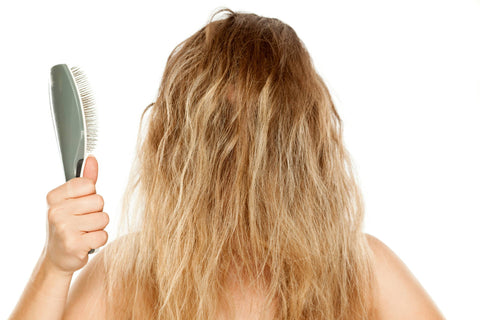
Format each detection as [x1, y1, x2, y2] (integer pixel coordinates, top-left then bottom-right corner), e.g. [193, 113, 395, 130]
[103, 7, 377, 319]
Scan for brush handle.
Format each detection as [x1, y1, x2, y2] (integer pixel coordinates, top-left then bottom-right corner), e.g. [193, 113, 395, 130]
[75, 158, 96, 255]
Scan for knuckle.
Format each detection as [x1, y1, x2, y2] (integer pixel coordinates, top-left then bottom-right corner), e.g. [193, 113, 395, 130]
[94, 230, 107, 245]
[75, 177, 86, 185]
[101, 230, 108, 244]
[96, 194, 104, 208]
[68, 178, 95, 197]
[101, 212, 109, 226]
[48, 207, 60, 222]
[66, 178, 79, 189]
[46, 191, 54, 204]
[65, 179, 77, 198]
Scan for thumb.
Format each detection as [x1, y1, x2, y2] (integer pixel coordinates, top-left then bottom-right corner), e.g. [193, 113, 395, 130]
[82, 155, 98, 184]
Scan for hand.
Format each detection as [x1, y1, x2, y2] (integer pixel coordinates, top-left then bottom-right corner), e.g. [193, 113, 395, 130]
[43, 155, 109, 275]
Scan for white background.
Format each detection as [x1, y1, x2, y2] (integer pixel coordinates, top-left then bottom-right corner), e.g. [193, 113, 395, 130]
[1, 0, 479, 318]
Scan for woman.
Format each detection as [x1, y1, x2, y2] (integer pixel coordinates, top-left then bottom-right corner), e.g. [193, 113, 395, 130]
[9, 8, 444, 320]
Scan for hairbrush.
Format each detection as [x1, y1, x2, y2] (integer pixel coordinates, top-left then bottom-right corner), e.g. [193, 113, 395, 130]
[48, 64, 98, 254]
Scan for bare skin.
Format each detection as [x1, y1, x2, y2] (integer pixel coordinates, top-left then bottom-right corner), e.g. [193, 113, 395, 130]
[367, 234, 445, 319]
[8, 155, 109, 320]
[8, 155, 445, 319]
[61, 233, 447, 320]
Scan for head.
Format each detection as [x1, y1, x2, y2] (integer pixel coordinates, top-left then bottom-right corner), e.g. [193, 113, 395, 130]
[105, 8, 376, 320]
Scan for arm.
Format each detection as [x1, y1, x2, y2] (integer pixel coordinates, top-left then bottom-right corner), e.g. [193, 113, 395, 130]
[8, 155, 109, 320]
[8, 248, 73, 320]
[366, 233, 446, 319]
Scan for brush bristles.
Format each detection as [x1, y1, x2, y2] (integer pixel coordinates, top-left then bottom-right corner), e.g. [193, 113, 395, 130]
[70, 66, 98, 154]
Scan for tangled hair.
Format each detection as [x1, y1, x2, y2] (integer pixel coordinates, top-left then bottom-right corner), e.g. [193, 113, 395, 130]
[103, 7, 377, 320]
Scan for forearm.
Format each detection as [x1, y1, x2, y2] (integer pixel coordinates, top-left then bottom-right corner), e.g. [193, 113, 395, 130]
[8, 247, 73, 320]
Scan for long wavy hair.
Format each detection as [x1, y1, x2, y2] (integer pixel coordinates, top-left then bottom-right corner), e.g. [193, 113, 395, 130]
[103, 7, 377, 320]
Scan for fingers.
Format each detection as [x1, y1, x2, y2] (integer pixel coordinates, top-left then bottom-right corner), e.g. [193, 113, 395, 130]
[44, 156, 108, 273]
[82, 230, 108, 253]
[52, 194, 104, 216]
[75, 212, 109, 232]
[46, 177, 96, 205]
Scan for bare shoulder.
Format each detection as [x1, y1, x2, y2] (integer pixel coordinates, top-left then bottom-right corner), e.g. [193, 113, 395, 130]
[364, 233, 446, 320]
[63, 249, 108, 319]
[63, 234, 133, 320]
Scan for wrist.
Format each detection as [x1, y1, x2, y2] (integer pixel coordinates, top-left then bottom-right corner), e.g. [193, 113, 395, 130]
[39, 247, 74, 279]
[22, 249, 74, 302]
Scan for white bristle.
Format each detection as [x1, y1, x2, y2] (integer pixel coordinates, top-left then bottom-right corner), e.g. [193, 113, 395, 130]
[70, 66, 98, 154]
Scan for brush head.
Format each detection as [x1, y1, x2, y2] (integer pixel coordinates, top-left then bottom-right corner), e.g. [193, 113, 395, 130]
[70, 66, 98, 154]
